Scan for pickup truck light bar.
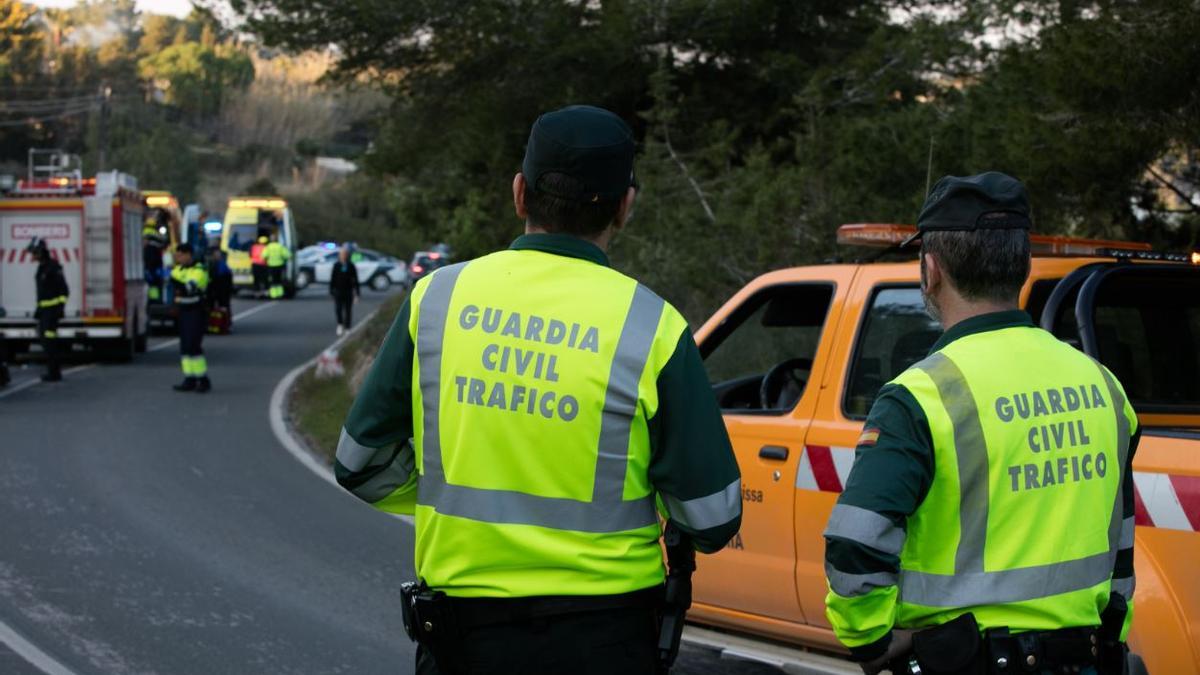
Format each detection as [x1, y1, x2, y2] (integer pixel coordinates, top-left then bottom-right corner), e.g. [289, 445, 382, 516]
[837, 223, 1196, 263]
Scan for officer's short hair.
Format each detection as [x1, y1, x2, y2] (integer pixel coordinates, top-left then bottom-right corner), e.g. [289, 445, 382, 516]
[524, 173, 623, 237]
[922, 229, 1031, 303]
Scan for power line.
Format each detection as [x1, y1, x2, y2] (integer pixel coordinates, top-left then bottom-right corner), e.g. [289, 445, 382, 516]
[0, 103, 100, 127]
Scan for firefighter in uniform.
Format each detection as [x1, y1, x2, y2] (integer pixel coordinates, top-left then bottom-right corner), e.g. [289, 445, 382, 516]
[263, 233, 289, 299]
[823, 173, 1138, 675]
[334, 105, 742, 675]
[30, 238, 68, 382]
[170, 244, 211, 393]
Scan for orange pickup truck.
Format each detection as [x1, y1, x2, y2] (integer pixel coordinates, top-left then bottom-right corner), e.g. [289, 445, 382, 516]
[686, 225, 1200, 674]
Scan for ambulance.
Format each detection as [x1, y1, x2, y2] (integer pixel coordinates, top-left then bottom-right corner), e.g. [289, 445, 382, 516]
[220, 196, 298, 297]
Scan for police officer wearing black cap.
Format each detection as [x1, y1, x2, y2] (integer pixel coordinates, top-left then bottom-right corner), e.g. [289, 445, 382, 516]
[333, 105, 741, 674]
[823, 172, 1138, 674]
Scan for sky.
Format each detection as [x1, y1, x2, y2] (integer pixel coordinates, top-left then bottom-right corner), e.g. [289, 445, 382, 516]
[27, 0, 194, 18]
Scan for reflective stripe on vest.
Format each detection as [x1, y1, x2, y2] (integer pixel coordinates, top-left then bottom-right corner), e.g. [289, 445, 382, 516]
[415, 261, 664, 533]
[897, 351, 1130, 608]
[38, 295, 67, 308]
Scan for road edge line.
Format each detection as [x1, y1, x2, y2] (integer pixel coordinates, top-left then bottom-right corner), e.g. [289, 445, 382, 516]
[0, 617, 80, 675]
[267, 296, 414, 524]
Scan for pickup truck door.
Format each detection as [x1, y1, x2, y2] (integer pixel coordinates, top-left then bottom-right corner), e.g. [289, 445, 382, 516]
[1042, 262, 1200, 672]
[796, 267, 942, 628]
[692, 268, 852, 624]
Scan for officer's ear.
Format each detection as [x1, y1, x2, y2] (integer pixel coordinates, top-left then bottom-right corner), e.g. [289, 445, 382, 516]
[513, 173, 529, 220]
[612, 186, 637, 232]
[921, 250, 943, 295]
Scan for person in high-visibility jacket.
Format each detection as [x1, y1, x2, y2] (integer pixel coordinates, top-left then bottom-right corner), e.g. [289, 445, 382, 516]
[142, 218, 166, 302]
[29, 238, 68, 382]
[262, 233, 290, 299]
[823, 173, 1138, 675]
[170, 244, 211, 393]
[250, 235, 268, 294]
[335, 105, 742, 675]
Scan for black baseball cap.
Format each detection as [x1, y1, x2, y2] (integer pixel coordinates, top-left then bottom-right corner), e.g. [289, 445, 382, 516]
[902, 171, 1032, 247]
[522, 105, 636, 203]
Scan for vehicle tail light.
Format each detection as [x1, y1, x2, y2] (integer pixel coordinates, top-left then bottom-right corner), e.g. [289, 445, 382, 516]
[412, 265, 424, 273]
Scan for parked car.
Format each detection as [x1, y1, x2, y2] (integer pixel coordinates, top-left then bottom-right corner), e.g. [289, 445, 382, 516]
[408, 250, 449, 285]
[311, 248, 407, 291]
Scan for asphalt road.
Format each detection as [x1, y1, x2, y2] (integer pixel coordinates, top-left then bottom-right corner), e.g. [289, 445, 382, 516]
[0, 287, 782, 675]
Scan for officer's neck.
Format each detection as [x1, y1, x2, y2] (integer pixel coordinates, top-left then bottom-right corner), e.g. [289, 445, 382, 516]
[524, 225, 611, 252]
[937, 293, 1018, 332]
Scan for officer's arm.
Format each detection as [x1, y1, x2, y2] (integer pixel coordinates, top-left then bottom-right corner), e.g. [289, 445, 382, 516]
[1112, 394, 1141, 642]
[647, 328, 742, 554]
[335, 296, 418, 514]
[824, 385, 934, 663]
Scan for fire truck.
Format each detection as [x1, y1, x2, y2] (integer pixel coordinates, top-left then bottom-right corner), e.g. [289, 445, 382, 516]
[0, 151, 148, 361]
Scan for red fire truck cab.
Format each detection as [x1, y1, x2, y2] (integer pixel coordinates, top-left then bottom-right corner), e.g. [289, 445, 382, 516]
[0, 155, 148, 361]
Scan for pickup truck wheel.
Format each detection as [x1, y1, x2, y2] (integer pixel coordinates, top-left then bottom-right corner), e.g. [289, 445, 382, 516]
[370, 273, 391, 292]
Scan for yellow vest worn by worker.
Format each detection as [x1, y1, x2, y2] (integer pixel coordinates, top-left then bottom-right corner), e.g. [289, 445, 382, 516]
[263, 241, 289, 267]
[890, 325, 1136, 633]
[404, 251, 689, 597]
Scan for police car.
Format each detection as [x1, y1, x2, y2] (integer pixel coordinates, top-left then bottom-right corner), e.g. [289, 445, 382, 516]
[308, 248, 408, 291]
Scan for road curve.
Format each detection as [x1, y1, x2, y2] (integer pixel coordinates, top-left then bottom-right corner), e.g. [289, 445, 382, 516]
[0, 288, 777, 675]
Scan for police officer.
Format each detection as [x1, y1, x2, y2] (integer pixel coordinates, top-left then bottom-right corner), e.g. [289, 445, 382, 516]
[30, 238, 68, 382]
[262, 233, 290, 299]
[335, 105, 742, 675]
[170, 244, 211, 393]
[823, 173, 1138, 675]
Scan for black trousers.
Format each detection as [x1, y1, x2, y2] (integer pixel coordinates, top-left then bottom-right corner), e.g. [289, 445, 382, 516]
[415, 606, 658, 675]
[178, 307, 206, 357]
[37, 310, 62, 377]
[251, 264, 267, 290]
[334, 293, 353, 328]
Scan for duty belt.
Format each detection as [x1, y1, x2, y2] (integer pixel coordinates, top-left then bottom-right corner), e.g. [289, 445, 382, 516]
[440, 586, 661, 633]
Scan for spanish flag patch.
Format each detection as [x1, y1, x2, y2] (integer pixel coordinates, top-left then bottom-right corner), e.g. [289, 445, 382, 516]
[857, 428, 880, 447]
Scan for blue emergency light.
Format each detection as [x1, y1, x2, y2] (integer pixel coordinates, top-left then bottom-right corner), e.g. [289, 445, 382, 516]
[204, 221, 223, 233]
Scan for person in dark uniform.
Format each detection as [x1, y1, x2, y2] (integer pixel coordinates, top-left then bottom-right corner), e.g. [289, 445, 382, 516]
[207, 248, 234, 331]
[329, 245, 360, 336]
[170, 244, 211, 393]
[0, 306, 10, 388]
[30, 238, 68, 382]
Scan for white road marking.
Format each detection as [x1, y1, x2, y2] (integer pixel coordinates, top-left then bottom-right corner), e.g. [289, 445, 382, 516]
[266, 301, 415, 525]
[0, 617, 80, 675]
[0, 302, 279, 400]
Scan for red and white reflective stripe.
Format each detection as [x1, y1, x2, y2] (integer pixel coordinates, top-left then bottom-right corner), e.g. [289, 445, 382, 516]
[1133, 472, 1200, 532]
[796, 445, 855, 492]
[0, 247, 78, 263]
[796, 445, 1200, 534]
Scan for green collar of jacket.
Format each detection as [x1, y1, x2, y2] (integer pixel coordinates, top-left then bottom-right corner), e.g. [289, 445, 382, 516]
[509, 233, 610, 267]
[929, 309, 1034, 354]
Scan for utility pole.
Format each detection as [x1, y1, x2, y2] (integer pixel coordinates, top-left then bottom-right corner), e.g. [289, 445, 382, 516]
[97, 84, 112, 172]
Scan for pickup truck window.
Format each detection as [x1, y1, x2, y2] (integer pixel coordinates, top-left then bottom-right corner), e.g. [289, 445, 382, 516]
[844, 287, 941, 419]
[1090, 270, 1200, 412]
[702, 283, 833, 413]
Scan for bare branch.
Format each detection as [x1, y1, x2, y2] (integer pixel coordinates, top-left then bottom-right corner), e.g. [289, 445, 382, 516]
[662, 124, 717, 225]
[1147, 165, 1200, 213]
